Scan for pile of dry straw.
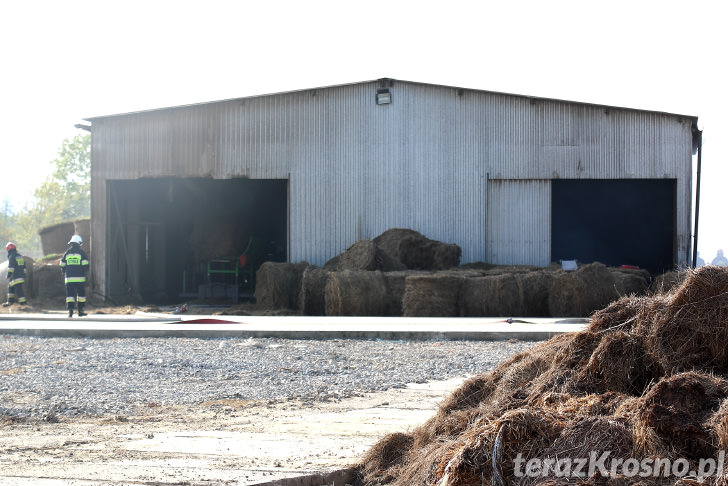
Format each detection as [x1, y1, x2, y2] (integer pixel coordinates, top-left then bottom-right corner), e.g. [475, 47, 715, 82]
[356, 266, 728, 485]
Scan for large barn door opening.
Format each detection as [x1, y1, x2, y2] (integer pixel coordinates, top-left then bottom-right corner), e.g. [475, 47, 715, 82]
[551, 179, 676, 275]
[107, 177, 288, 304]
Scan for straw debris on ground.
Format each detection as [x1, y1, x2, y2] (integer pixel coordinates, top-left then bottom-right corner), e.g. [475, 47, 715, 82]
[355, 265, 728, 486]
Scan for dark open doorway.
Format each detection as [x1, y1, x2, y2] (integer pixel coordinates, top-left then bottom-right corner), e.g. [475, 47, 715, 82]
[107, 177, 288, 303]
[551, 179, 676, 275]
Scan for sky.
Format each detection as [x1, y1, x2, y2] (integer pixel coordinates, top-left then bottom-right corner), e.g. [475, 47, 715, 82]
[1, 0, 725, 263]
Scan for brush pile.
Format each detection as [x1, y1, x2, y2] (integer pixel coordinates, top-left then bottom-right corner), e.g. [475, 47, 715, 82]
[357, 266, 728, 485]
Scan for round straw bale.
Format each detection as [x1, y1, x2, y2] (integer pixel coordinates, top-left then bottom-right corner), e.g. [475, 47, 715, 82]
[402, 274, 464, 317]
[324, 270, 387, 316]
[459, 273, 522, 317]
[32, 262, 66, 300]
[323, 239, 406, 272]
[548, 262, 623, 317]
[613, 267, 650, 295]
[359, 431, 414, 485]
[373, 228, 461, 270]
[518, 270, 558, 317]
[299, 266, 330, 316]
[650, 269, 685, 294]
[382, 271, 426, 316]
[254, 261, 308, 311]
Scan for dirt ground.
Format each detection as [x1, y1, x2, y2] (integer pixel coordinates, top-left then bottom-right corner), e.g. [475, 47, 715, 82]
[0, 371, 463, 485]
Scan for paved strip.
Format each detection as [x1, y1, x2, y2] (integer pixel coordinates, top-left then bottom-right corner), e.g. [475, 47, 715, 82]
[0, 314, 587, 340]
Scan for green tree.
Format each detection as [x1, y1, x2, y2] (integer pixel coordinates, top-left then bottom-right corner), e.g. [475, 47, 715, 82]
[12, 133, 91, 256]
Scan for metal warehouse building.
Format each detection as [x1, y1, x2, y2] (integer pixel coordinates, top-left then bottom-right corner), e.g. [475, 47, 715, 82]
[86, 78, 700, 303]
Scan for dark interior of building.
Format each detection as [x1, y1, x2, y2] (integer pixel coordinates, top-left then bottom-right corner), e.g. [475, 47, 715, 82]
[551, 178, 676, 275]
[107, 177, 287, 303]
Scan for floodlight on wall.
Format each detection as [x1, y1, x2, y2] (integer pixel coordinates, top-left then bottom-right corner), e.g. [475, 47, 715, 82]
[376, 88, 392, 105]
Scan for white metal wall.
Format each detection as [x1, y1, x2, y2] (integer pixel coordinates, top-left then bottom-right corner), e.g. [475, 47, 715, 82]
[89, 80, 697, 295]
[486, 180, 551, 266]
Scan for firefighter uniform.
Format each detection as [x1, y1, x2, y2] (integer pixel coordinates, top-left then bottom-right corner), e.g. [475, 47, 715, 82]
[4, 243, 27, 305]
[60, 235, 89, 317]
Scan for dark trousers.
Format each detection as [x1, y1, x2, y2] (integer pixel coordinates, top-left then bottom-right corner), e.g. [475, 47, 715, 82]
[66, 282, 86, 310]
[8, 281, 26, 304]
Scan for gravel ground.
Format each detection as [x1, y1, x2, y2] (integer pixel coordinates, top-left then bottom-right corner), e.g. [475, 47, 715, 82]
[0, 335, 538, 419]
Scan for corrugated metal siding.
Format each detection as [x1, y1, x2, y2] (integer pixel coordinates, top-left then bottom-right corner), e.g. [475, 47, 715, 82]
[90, 80, 696, 294]
[486, 180, 550, 265]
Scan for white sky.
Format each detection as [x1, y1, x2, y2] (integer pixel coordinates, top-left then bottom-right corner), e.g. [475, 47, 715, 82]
[1, 0, 725, 262]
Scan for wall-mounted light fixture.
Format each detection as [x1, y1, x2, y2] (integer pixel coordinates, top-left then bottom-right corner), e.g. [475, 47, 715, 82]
[376, 88, 392, 105]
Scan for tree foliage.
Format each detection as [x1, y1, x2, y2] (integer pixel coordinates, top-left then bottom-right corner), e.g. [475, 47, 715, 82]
[4, 134, 90, 257]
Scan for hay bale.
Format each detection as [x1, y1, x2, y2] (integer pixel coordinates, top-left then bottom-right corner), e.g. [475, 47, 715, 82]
[548, 262, 623, 317]
[324, 270, 388, 316]
[254, 262, 308, 311]
[299, 266, 329, 316]
[324, 239, 406, 272]
[613, 267, 650, 295]
[381, 271, 428, 317]
[402, 274, 464, 317]
[650, 269, 685, 294]
[373, 228, 461, 270]
[32, 262, 66, 301]
[517, 270, 557, 317]
[459, 274, 522, 317]
[38, 221, 75, 256]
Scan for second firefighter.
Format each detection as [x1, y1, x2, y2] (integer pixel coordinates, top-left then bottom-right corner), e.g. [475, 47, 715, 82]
[60, 234, 89, 317]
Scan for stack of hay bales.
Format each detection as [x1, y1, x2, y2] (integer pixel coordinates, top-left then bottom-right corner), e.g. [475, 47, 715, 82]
[255, 228, 660, 317]
[290, 230, 464, 316]
[356, 265, 728, 486]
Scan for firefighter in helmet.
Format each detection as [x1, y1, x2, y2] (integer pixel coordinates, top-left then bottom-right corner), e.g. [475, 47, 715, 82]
[60, 235, 89, 317]
[3, 242, 27, 306]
